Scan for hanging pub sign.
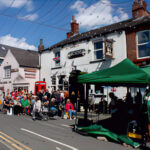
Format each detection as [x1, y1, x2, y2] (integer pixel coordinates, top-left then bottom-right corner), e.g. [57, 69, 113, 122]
[11, 68, 19, 73]
[104, 40, 113, 58]
[67, 49, 86, 59]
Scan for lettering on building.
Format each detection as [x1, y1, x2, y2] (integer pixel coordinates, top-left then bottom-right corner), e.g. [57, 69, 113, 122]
[0, 81, 11, 84]
[24, 68, 36, 79]
[67, 49, 86, 59]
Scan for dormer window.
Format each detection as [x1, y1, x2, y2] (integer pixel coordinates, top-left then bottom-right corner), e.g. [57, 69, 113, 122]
[137, 30, 150, 58]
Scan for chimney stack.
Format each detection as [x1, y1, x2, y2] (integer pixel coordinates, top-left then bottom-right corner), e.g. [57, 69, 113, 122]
[132, 0, 149, 19]
[67, 16, 79, 38]
[38, 39, 44, 52]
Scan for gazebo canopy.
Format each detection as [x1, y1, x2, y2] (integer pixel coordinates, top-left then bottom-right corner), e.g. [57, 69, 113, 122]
[78, 58, 150, 87]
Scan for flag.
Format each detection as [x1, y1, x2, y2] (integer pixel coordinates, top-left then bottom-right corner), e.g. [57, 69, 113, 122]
[53, 57, 60, 62]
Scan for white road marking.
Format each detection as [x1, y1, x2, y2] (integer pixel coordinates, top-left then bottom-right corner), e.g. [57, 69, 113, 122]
[61, 124, 72, 128]
[42, 122, 64, 130]
[56, 147, 62, 150]
[21, 128, 78, 150]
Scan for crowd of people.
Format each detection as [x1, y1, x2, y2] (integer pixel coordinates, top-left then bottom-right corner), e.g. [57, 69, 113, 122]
[1, 88, 147, 124]
[2, 89, 77, 120]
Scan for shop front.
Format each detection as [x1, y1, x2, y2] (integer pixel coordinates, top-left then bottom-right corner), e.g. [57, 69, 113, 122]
[13, 83, 29, 92]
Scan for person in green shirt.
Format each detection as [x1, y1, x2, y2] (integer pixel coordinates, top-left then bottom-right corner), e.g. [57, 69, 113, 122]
[21, 95, 29, 115]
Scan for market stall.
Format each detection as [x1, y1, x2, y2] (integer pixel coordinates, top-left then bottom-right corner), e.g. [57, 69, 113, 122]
[77, 58, 150, 148]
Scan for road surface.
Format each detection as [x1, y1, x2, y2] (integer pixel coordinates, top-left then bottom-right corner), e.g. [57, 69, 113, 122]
[0, 113, 132, 150]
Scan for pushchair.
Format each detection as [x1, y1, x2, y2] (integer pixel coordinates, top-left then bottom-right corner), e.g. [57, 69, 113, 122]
[41, 104, 58, 120]
[48, 107, 58, 118]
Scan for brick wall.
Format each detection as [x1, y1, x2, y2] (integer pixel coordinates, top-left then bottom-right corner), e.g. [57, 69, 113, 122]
[126, 25, 150, 66]
[126, 32, 137, 61]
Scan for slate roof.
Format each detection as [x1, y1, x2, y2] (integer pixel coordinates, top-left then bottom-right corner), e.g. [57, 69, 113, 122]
[0, 45, 8, 58]
[44, 15, 150, 52]
[0, 44, 39, 68]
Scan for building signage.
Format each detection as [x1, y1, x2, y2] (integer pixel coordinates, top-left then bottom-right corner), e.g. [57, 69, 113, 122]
[11, 68, 19, 73]
[105, 40, 113, 58]
[67, 49, 86, 59]
[0, 81, 11, 84]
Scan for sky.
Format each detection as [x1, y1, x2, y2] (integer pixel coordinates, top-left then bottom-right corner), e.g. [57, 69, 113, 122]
[0, 0, 149, 51]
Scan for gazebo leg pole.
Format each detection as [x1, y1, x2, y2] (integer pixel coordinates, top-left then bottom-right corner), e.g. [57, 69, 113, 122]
[84, 84, 89, 121]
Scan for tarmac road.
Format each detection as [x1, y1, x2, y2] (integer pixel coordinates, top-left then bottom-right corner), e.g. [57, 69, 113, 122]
[0, 113, 132, 150]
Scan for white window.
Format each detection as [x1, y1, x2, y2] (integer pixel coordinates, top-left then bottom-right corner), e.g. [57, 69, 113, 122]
[4, 66, 11, 78]
[94, 41, 103, 60]
[137, 30, 150, 58]
[51, 76, 56, 85]
[51, 76, 56, 91]
[54, 51, 60, 67]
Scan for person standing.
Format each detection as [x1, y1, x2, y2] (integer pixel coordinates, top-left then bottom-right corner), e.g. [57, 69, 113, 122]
[30, 96, 36, 113]
[64, 90, 69, 101]
[3, 96, 10, 114]
[70, 91, 76, 106]
[109, 92, 118, 115]
[37, 90, 44, 101]
[98, 96, 107, 114]
[32, 96, 42, 120]
[44, 89, 51, 100]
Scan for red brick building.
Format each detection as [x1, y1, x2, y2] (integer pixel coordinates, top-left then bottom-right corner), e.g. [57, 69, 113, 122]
[127, 0, 150, 66]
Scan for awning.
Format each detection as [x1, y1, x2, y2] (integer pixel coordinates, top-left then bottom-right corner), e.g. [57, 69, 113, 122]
[78, 58, 150, 86]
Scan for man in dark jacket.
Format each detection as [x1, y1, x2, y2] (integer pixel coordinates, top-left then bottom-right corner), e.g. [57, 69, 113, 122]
[98, 96, 107, 114]
[44, 89, 51, 100]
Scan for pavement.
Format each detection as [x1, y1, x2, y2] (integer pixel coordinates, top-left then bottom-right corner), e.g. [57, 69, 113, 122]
[0, 113, 140, 150]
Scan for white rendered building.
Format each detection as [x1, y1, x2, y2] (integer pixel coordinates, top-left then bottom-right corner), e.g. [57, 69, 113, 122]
[0, 44, 40, 93]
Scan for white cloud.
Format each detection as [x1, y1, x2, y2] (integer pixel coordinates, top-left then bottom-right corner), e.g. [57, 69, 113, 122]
[71, 0, 129, 29]
[18, 13, 38, 21]
[71, 0, 87, 13]
[0, 34, 36, 50]
[0, 0, 33, 11]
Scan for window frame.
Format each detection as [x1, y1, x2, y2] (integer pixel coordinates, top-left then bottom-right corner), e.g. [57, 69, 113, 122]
[4, 66, 11, 79]
[93, 40, 104, 61]
[54, 51, 61, 67]
[51, 76, 56, 85]
[137, 30, 150, 59]
[0, 58, 3, 66]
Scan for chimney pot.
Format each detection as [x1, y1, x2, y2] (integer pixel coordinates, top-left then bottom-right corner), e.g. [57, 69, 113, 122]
[40, 39, 43, 45]
[38, 39, 44, 52]
[134, 0, 137, 3]
[72, 16, 76, 23]
[67, 16, 79, 38]
[132, 0, 149, 19]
